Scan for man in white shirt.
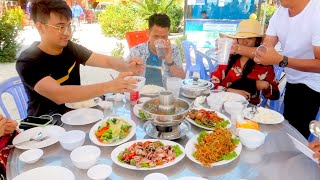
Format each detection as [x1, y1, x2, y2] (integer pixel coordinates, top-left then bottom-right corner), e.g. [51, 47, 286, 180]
[253, 0, 320, 138]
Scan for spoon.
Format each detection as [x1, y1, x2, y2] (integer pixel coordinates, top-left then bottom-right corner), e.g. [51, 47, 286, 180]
[309, 120, 320, 139]
[14, 132, 48, 146]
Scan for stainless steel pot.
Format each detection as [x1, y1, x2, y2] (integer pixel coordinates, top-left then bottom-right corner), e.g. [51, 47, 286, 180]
[180, 77, 213, 99]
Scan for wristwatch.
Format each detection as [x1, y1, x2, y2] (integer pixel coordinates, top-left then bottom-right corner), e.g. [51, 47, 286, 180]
[279, 56, 288, 67]
[165, 61, 175, 66]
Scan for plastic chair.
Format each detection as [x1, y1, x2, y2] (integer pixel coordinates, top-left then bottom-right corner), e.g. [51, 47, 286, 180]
[195, 49, 218, 80]
[181, 40, 203, 77]
[125, 30, 149, 49]
[0, 76, 28, 119]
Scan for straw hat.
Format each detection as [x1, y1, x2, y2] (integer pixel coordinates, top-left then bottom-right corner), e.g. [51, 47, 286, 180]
[219, 19, 263, 39]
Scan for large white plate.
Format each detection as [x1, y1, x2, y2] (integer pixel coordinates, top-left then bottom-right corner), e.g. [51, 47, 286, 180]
[61, 108, 103, 125]
[207, 92, 246, 104]
[111, 139, 185, 170]
[185, 131, 242, 167]
[13, 126, 66, 150]
[287, 133, 319, 163]
[243, 107, 284, 124]
[89, 117, 136, 147]
[185, 108, 231, 130]
[13, 166, 75, 180]
[65, 98, 100, 109]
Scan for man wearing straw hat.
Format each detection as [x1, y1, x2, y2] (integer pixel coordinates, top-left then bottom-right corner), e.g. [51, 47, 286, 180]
[252, 0, 320, 138]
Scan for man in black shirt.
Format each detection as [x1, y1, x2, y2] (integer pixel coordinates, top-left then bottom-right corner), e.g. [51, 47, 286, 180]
[16, 0, 144, 116]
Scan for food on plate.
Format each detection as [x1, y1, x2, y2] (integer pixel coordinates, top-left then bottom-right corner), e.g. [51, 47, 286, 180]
[68, 99, 96, 109]
[250, 107, 282, 123]
[117, 141, 183, 168]
[140, 85, 163, 95]
[193, 129, 240, 167]
[138, 109, 148, 120]
[187, 109, 230, 128]
[95, 118, 132, 143]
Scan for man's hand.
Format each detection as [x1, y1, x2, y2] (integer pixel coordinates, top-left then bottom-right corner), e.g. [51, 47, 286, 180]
[164, 39, 173, 64]
[227, 88, 251, 99]
[256, 80, 270, 90]
[308, 140, 320, 163]
[254, 43, 283, 65]
[128, 58, 145, 76]
[107, 72, 138, 93]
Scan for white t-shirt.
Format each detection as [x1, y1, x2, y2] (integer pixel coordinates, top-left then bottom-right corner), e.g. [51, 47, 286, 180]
[266, 0, 320, 92]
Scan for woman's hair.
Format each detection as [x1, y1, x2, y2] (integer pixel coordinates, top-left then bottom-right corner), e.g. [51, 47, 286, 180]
[225, 37, 262, 77]
[30, 0, 72, 23]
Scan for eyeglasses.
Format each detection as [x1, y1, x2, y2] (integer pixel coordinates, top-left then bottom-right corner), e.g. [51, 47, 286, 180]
[45, 24, 76, 35]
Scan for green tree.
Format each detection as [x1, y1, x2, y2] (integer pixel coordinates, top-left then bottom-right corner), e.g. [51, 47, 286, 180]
[131, 0, 175, 19]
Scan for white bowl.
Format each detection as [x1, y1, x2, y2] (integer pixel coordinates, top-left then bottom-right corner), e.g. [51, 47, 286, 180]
[238, 129, 266, 150]
[144, 173, 168, 180]
[87, 164, 112, 180]
[134, 76, 146, 90]
[224, 101, 246, 115]
[19, 148, 43, 164]
[70, 145, 101, 169]
[59, 130, 86, 151]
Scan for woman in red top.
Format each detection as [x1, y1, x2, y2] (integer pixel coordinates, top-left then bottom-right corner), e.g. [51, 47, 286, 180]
[211, 19, 279, 105]
[0, 114, 18, 179]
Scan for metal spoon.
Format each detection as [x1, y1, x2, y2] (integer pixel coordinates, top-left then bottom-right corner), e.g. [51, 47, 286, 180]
[309, 120, 320, 140]
[14, 132, 48, 146]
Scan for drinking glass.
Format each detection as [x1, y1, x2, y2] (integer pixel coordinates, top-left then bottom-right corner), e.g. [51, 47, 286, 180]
[154, 39, 166, 60]
[166, 77, 182, 97]
[216, 38, 233, 64]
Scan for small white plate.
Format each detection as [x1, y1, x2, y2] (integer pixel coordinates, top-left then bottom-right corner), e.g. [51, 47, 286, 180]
[87, 164, 112, 180]
[243, 107, 284, 124]
[65, 98, 100, 109]
[19, 149, 43, 163]
[13, 166, 75, 180]
[144, 173, 168, 180]
[61, 108, 103, 126]
[13, 126, 66, 150]
[89, 117, 136, 147]
[185, 108, 231, 130]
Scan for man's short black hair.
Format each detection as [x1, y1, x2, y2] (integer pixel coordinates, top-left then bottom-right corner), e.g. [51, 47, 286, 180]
[148, 13, 171, 29]
[201, 10, 207, 14]
[30, 0, 72, 23]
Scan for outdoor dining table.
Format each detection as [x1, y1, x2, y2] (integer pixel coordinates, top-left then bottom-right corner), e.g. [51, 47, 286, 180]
[6, 98, 320, 180]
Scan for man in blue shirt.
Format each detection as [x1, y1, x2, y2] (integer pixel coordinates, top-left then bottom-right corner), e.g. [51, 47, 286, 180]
[127, 13, 185, 87]
[71, 1, 83, 30]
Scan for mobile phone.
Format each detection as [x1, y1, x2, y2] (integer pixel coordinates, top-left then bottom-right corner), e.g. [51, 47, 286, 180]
[20, 116, 53, 127]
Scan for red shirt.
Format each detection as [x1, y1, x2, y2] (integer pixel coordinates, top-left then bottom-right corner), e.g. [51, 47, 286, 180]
[210, 59, 279, 104]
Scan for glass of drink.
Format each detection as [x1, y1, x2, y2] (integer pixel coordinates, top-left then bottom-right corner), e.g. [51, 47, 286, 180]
[154, 39, 166, 60]
[166, 77, 182, 97]
[216, 38, 233, 64]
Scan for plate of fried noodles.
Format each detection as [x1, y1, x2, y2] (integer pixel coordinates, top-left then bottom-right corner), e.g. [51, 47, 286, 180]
[185, 128, 242, 167]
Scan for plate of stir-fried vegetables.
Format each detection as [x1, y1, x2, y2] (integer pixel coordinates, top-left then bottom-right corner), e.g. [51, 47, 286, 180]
[89, 117, 136, 146]
[186, 108, 231, 130]
[185, 128, 242, 167]
[111, 139, 185, 170]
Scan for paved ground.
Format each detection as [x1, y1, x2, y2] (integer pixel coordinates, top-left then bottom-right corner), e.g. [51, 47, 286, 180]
[0, 23, 285, 119]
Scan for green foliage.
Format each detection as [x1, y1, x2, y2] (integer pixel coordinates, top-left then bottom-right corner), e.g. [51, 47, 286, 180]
[1, 8, 24, 29]
[98, 3, 147, 39]
[131, 0, 174, 19]
[260, 5, 277, 25]
[0, 20, 19, 62]
[111, 42, 124, 57]
[175, 35, 187, 62]
[167, 4, 183, 33]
